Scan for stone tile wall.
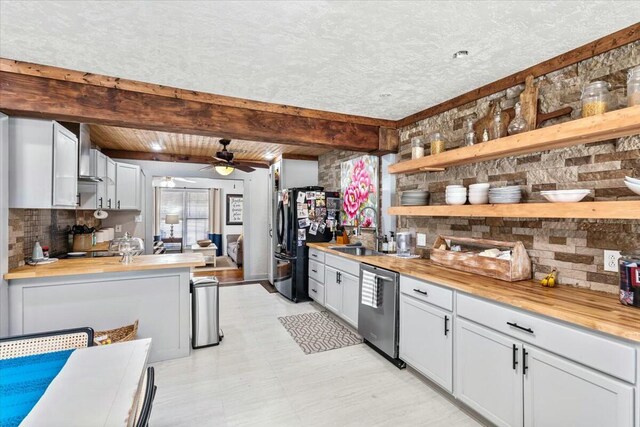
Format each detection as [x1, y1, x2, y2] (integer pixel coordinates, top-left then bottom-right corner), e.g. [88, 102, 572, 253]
[319, 42, 640, 294]
[8, 209, 100, 269]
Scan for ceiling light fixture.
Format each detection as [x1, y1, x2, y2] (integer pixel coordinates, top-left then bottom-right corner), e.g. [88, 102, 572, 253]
[264, 153, 275, 160]
[215, 165, 235, 176]
[150, 142, 163, 151]
[453, 50, 469, 59]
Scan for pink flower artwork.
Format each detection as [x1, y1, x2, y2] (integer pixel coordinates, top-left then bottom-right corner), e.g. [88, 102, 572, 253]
[340, 155, 379, 227]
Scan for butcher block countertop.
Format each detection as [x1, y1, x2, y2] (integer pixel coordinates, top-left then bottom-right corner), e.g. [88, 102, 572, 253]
[4, 253, 206, 280]
[308, 242, 640, 343]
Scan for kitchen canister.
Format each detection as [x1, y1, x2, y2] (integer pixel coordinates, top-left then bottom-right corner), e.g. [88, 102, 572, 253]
[103, 228, 114, 241]
[95, 231, 106, 243]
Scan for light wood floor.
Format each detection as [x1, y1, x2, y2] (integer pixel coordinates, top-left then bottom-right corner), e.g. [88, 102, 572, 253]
[150, 283, 482, 426]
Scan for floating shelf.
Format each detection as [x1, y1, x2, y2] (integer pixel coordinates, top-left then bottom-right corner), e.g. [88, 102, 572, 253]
[388, 201, 640, 220]
[389, 105, 640, 174]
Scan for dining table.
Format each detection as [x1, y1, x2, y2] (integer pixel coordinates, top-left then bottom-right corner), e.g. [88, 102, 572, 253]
[20, 338, 151, 427]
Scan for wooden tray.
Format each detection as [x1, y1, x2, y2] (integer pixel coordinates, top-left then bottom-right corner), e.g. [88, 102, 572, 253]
[430, 235, 531, 282]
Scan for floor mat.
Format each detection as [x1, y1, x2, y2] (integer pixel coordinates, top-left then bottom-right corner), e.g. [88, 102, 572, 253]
[278, 311, 362, 355]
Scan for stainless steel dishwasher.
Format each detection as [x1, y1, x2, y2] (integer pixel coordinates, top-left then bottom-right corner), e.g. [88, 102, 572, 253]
[358, 264, 405, 368]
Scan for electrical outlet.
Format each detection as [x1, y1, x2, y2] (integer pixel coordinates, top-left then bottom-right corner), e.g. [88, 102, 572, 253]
[604, 250, 621, 272]
[416, 233, 427, 247]
[115, 225, 122, 232]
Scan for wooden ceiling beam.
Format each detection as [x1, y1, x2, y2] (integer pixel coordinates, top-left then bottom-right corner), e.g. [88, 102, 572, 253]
[0, 58, 396, 128]
[0, 71, 381, 152]
[397, 22, 640, 128]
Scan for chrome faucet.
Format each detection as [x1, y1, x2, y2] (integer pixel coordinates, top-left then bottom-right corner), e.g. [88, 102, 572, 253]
[356, 206, 378, 237]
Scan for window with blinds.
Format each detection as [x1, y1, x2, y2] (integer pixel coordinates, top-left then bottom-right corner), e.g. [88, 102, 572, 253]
[158, 188, 210, 246]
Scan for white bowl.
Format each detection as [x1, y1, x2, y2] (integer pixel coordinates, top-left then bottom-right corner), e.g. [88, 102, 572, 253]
[469, 183, 491, 190]
[541, 191, 590, 203]
[625, 176, 640, 185]
[624, 180, 640, 196]
[446, 189, 467, 195]
[469, 197, 489, 205]
[446, 184, 464, 188]
[446, 198, 467, 205]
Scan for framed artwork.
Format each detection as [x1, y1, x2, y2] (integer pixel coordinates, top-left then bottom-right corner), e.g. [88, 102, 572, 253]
[341, 155, 378, 227]
[226, 194, 243, 225]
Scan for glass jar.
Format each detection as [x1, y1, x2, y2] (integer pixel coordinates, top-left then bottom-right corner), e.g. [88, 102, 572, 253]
[492, 109, 504, 139]
[581, 81, 611, 117]
[411, 136, 425, 159]
[627, 65, 640, 107]
[429, 132, 446, 155]
[619, 250, 640, 307]
[508, 102, 529, 135]
[464, 117, 476, 146]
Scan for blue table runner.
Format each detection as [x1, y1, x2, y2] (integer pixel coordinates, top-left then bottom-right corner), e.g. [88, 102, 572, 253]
[0, 349, 74, 427]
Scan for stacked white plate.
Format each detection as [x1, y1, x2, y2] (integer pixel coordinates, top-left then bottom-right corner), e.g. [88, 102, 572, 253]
[540, 189, 590, 203]
[468, 183, 490, 205]
[446, 185, 467, 205]
[489, 186, 522, 204]
[625, 176, 640, 196]
[401, 190, 429, 206]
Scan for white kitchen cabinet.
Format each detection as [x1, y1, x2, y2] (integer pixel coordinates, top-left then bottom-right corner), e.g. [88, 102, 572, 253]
[399, 294, 453, 392]
[95, 150, 107, 209]
[524, 346, 633, 427]
[9, 118, 78, 209]
[106, 157, 116, 209]
[115, 162, 140, 210]
[456, 319, 524, 427]
[340, 271, 359, 328]
[325, 265, 342, 314]
[308, 277, 325, 305]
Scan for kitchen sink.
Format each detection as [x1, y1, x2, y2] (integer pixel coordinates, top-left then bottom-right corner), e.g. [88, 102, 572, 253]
[329, 246, 384, 256]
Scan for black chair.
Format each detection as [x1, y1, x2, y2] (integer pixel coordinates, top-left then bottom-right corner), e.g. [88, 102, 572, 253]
[0, 327, 94, 359]
[136, 366, 157, 427]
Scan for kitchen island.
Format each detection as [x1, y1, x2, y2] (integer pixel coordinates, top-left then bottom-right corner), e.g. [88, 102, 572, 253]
[4, 253, 205, 362]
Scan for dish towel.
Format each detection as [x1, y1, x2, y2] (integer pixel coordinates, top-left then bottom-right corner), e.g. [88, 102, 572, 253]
[0, 349, 74, 427]
[361, 269, 383, 308]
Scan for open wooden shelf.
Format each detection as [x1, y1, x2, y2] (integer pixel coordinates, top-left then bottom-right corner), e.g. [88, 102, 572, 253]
[388, 201, 640, 220]
[389, 105, 640, 174]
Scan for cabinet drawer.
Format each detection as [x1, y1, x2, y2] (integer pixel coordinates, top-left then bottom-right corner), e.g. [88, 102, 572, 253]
[325, 253, 360, 277]
[309, 248, 325, 264]
[400, 275, 453, 312]
[309, 278, 325, 306]
[308, 260, 325, 283]
[457, 293, 636, 383]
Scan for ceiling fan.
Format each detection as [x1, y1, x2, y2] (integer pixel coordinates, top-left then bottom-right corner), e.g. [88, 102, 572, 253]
[200, 139, 269, 175]
[158, 176, 196, 187]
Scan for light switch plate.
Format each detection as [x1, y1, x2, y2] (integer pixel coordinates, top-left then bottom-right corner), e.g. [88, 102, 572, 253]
[115, 225, 122, 232]
[416, 233, 427, 247]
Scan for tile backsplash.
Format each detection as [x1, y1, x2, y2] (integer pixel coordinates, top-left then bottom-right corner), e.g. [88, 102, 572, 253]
[8, 209, 100, 269]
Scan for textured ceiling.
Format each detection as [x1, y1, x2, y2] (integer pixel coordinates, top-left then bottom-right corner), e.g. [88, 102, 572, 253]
[1, 1, 639, 120]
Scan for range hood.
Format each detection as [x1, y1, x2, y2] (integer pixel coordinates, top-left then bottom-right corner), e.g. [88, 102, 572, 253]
[63, 122, 103, 182]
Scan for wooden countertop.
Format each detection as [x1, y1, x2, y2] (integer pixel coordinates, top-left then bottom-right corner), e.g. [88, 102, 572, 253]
[4, 253, 206, 280]
[308, 242, 640, 343]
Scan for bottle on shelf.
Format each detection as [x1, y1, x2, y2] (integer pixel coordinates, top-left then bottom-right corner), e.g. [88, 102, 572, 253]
[492, 108, 504, 139]
[507, 102, 529, 135]
[382, 235, 389, 253]
[389, 231, 396, 253]
[464, 117, 476, 146]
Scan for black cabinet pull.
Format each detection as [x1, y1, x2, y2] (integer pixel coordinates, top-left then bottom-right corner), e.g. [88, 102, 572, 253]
[444, 315, 449, 336]
[337, 272, 341, 284]
[413, 288, 428, 296]
[108, 199, 112, 208]
[512, 344, 518, 370]
[522, 348, 529, 375]
[507, 322, 534, 334]
[98, 197, 103, 208]
[76, 193, 81, 206]
[117, 200, 121, 209]
[311, 288, 317, 293]
[311, 253, 317, 258]
[312, 269, 317, 273]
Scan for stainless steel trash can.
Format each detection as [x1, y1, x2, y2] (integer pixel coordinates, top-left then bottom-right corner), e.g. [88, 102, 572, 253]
[191, 276, 221, 348]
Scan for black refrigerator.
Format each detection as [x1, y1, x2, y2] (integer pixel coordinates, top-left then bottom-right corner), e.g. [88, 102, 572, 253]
[273, 186, 340, 302]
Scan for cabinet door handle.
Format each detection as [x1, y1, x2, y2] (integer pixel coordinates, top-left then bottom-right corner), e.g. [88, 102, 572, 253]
[312, 269, 317, 273]
[413, 288, 428, 296]
[117, 200, 121, 209]
[444, 315, 449, 336]
[507, 322, 534, 334]
[99, 197, 103, 208]
[108, 199, 112, 208]
[337, 272, 341, 284]
[76, 193, 81, 206]
[311, 288, 317, 293]
[311, 253, 317, 258]
[512, 344, 518, 370]
[522, 348, 529, 375]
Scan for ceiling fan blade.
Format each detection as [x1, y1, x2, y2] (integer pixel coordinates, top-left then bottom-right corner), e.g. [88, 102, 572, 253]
[174, 177, 196, 183]
[213, 156, 227, 162]
[235, 160, 270, 169]
[234, 164, 255, 173]
[199, 164, 215, 171]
